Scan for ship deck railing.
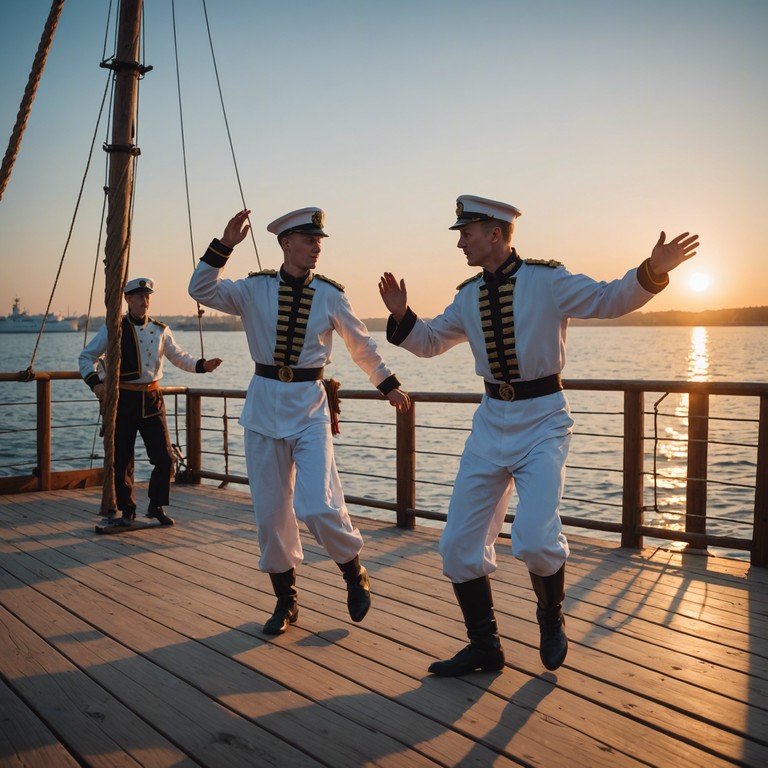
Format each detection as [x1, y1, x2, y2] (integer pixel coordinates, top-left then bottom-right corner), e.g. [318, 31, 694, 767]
[1, 371, 767, 567]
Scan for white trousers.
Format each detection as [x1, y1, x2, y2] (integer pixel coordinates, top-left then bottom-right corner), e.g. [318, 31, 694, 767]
[244, 423, 364, 573]
[440, 433, 571, 582]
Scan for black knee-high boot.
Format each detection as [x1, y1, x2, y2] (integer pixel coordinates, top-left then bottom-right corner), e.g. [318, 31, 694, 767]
[529, 564, 568, 670]
[337, 556, 371, 622]
[428, 575, 505, 676]
[263, 569, 299, 635]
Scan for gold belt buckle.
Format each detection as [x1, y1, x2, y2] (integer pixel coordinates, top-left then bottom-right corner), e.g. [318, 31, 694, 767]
[499, 382, 515, 401]
[278, 365, 294, 382]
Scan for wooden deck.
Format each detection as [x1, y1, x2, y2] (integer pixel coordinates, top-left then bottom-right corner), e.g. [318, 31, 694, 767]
[1, 485, 767, 767]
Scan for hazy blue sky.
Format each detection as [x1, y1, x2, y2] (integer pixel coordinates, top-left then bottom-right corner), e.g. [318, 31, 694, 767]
[1, 0, 766, 319]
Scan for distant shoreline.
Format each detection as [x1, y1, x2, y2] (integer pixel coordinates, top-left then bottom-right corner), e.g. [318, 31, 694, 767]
[73, 306, 768, 332]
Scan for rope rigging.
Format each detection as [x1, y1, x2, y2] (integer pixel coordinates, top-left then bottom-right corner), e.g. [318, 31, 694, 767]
[200, 0, 261, 267]
[4, 0, 256, 511]
[0, 0, 65, 203]
[170, 0, 262, 358]
[172, 0, 206, 357]
[7, 1, 254, 372]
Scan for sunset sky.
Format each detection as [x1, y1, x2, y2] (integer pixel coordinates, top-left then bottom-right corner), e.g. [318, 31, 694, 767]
[1, 0, 766, 320]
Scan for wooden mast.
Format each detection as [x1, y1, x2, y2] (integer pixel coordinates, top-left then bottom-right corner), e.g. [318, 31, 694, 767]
[100, 0, 146, 515]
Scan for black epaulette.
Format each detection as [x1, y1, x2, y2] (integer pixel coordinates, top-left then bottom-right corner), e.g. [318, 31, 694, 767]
[456, 272, 483, 290]
[315, 274, 345, 291]
[524, 258, 564, 269]
[149, 317, 167, 328]
[247, 269, 278, 278]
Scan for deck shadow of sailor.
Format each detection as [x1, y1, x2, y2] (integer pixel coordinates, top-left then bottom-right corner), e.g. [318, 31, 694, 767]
[194, 617, 554, 766]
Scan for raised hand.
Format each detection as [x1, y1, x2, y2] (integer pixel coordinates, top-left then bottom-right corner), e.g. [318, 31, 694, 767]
[378, 272, 408, 322]
[221, 209, 251, 249]
[650, 231, 700, 275]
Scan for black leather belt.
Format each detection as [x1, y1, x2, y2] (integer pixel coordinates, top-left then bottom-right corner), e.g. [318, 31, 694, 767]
[484, 374, 562, 402]
[255, 363, 324, 383]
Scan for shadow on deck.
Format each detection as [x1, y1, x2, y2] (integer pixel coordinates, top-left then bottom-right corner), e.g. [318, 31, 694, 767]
[1, 484, 767, 767]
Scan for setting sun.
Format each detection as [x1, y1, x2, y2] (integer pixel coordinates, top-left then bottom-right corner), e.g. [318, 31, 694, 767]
[689, 272, 712, 293]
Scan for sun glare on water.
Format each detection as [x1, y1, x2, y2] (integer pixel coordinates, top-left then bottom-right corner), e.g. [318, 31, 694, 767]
[689, 272, 712, 293]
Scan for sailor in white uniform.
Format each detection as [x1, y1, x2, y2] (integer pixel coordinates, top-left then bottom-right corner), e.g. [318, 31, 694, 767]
[189, 207, 410, 635]
[379, 194, 699, 675]
[79, 277, 222, 526]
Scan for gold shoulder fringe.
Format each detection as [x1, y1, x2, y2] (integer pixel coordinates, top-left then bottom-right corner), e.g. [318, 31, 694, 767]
[524, 258, 564, 268]
[315, 274, 345, 291]
[247, 269, 279, 278]
[456, 272, 483, 290]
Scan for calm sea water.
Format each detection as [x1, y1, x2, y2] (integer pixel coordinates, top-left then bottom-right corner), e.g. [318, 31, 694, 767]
[1, 325, 766, 560]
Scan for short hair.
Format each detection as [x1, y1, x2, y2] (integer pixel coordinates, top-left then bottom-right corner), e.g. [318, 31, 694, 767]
[482, 218, 514, 246]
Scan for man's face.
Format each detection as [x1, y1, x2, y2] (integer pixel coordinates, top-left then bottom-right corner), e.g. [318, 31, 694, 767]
[125, 292, 151, 318]
[282, 232, 323, 276]
[456, 221, 497, 268]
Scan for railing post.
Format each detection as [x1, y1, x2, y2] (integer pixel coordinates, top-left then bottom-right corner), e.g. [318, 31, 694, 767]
[395, 402, 416, 529]
[686, 392, 709, 546]
[752, 394, 768, 568]
[36, 377, 52, 491]
[186, 392, 202, 485]
[622, 389, 644, 549]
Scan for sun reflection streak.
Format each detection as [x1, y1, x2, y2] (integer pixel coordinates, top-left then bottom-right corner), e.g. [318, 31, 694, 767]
[649, 328, 710, 548]
[687, 326, 710, 382]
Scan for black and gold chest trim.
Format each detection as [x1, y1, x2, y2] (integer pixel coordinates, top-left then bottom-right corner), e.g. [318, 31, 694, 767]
[274, 271, 316, 367]
[315, 273, 345, 291]
[248, 269, 279, 278]
[480, 257, 522, 381]
[456, 273, 483, 291]
[524, 258, 564, 268]
[120, 316, 142, 380]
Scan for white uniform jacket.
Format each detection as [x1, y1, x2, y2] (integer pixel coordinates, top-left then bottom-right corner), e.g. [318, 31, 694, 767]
[189, 241, 398, 439]
[387, 255, 667, 466]
[79, 315, 202, 389]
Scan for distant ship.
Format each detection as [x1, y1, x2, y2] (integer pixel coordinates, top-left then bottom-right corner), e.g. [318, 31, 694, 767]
[0, 297, 78, 333]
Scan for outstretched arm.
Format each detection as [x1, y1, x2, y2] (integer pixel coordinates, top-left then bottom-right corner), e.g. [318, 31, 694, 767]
[220, 209, 251, 249]
[378, 272, 409, 322]
[649, 231, 699, 275]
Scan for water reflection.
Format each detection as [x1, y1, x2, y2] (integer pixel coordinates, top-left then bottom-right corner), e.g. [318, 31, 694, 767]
[687, 326, 710, 382]
[649, 327, 710, 547]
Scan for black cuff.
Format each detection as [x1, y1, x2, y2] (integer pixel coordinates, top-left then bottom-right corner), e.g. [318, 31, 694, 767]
[376, 374, 401, 396]
[84, 372, 101, 391]
[636, 258, 669, 294]
[201, 238, 233, 268]
[386, 307, 417, 346]
[196, 359, 206, 373]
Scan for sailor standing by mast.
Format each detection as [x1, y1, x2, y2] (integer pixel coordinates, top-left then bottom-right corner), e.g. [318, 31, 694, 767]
[79, 277, 223, 526]
[189, 208, 411, 634]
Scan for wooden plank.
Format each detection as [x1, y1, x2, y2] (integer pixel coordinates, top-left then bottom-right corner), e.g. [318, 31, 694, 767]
[0, 604, 188, 768]
[104, 547, 750, 768]
[0, 677, 81, 768]
[0, 510, 744, 763]
[0, 545, 441, 768]
[2, 484, 767, 767]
